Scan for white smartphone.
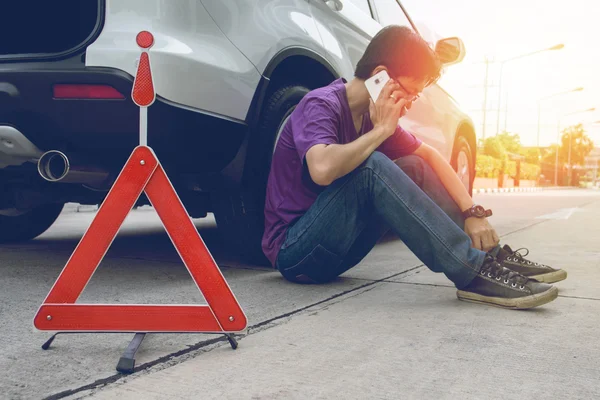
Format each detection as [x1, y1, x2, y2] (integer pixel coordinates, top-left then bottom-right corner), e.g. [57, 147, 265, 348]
[365, 70, 390, 102]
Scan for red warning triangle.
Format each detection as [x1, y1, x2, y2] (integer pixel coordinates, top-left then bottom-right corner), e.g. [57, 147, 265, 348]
[33, 146, 247, 333]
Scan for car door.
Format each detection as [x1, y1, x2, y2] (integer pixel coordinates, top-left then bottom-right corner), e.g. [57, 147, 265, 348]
[308, 0, 381, 79]
[370, 0, 448, 154]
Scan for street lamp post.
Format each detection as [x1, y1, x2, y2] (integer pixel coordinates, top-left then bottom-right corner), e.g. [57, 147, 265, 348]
[555, 107, 596, 186]
[537, 87, 584, 147]
[496, 44, 564, 135]
[587, 121, 600, 185]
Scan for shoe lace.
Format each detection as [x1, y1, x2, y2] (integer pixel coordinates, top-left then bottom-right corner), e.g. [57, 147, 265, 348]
[482, 258, 529, 289]
[506, 247, 542, 266]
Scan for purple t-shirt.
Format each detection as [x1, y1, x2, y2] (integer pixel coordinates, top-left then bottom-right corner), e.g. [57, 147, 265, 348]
[261, 78, 422, 266]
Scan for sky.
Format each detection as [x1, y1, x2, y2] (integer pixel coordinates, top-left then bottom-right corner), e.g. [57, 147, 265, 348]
[401, 0, 600, 147]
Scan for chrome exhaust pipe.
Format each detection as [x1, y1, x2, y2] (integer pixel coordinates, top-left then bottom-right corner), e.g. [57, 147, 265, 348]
[38, 150, 110, 186]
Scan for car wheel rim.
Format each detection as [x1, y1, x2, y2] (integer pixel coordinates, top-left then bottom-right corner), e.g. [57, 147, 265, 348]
[457, 150, 471, 191]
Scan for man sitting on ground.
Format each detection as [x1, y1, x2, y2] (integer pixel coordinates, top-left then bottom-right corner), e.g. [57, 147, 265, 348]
[262, 25, 566, 309]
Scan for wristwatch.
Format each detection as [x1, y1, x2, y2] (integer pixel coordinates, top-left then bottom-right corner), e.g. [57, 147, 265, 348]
[462, 204, 493, 219]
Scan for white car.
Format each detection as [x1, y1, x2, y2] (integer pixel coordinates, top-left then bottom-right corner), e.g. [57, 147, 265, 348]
[0, 0, 476, 264]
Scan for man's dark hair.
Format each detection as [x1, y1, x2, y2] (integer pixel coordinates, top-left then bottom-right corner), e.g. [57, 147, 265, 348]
[355, 25, 441, 86]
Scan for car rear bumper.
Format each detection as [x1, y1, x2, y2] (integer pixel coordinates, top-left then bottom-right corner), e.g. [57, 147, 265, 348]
[0, 59, 248, 183]
[0, 125, 43, 168]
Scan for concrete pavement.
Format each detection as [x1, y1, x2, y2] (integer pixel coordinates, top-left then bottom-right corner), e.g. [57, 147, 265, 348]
[78, 194, 600, 400]
[1, 189, 599, 399]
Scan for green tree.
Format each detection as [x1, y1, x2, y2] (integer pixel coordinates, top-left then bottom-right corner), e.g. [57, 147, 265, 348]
[541, 144, 561, 168]
[522, 148, 541, 165]
[542, 124, 594, 167]
[482, 136, 507, 160]
[496, 131, 522, 155]
[559, 124, 594, 166]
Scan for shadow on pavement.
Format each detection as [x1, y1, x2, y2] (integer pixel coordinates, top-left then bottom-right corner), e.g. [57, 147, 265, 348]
[0, 213, 269, 271]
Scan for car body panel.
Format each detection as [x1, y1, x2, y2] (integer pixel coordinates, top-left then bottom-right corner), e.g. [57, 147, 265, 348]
[308, 0, 460, 159]
[307, 0, 381, 80]
[0, 0, 475, 194]
[85, 0, 261, 121]
[199, 0, 325, 79]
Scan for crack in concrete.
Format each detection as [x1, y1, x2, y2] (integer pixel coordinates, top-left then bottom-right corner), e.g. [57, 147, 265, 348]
[384, 280, 454, 288]
[35, 197, 600, 398]
[383, 280, 596, 303]
[43, 265, 423, 400]
[497, 199, 598, 239]
[557, 295, 600, 301]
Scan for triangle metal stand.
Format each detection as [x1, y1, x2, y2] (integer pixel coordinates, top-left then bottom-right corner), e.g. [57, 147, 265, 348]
[37, 30, 243, 375]
[41, 332, 238, 374]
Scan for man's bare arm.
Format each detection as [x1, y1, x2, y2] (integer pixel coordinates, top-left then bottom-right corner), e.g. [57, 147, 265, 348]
[306, 80, 407, 186]
[414, 143, 500, 251]
[305, 126, 389, 186]
[413, 143, 473, 211]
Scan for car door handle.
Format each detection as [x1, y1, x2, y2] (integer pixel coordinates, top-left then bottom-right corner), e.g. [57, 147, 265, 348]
[321, 0, 343, 12]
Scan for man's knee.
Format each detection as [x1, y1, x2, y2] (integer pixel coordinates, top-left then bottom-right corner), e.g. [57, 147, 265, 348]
[394, 154, 427, 170]
[394, 154, 432, 186]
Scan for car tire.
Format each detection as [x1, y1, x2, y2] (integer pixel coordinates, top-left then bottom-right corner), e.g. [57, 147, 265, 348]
[451, 135, 475, 196]
[213, 84, 310, 266]
[0, 203, 64, 243]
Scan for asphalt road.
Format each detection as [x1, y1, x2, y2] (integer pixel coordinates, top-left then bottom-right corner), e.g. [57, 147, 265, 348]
[1, 189, 599, 399]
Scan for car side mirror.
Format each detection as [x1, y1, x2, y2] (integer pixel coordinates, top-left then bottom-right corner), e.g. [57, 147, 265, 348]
[435, 37, 466, 66]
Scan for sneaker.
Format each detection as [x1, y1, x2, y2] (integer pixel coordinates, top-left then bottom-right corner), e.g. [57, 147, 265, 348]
[457, 256, 558, 309]
[497, 245, 567, 283]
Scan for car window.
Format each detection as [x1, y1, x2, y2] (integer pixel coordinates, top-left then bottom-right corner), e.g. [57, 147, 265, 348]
[372, 0, 412, 28]
[347, 0, 373, 17]
[394, 0, 432, 29]
[397, 0, 445, 44]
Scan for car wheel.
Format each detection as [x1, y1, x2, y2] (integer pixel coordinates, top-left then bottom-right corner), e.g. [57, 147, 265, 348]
[213, 84, 310, 266]
[451, 135, 474, 196]
[0, 203, 64, 243]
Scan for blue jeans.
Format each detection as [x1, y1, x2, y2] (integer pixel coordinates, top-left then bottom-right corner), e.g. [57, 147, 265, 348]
[275, 152, 486, 289]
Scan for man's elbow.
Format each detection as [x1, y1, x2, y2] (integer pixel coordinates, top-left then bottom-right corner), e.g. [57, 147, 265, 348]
[309, 163, 334, 186]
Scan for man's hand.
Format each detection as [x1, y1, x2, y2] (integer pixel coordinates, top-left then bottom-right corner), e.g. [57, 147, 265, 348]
[369, 79, 408, 139]
[304, 79, 409, 186]
[465, 217, 500, 252]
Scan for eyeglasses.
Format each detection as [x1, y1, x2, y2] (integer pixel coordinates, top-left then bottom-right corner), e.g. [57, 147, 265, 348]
[395, 78, 421, 102]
